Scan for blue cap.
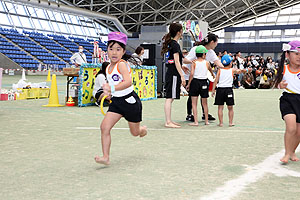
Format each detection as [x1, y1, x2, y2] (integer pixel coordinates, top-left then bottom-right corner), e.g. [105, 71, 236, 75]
[221, 55, 233, 66]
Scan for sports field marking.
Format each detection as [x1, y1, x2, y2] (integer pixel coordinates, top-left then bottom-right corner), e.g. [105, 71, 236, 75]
[76, 127, 283, 133]
[199, 147, 300, 200]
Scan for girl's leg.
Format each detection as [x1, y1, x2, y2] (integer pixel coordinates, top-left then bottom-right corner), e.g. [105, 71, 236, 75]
[281, 114, 298, 163]
[189, 96, 199, 126]
[290, 123, 300, 161]
[95, 112, 122, 165]
[128, 122, 147, 137]
[218, 105, 224, 127]
[228, 106, 234, 126]
[202, 98, 209, 125]
[164, 98, 180, 128]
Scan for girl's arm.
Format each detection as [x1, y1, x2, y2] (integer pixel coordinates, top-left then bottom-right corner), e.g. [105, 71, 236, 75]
[214, 59, 224, 69]
[174, 52, 186, 87]
[233, 68, 247, 74]
[212, 69, 220, 97]
[187, 62, 195, 91]
[207, 62, 215, 78]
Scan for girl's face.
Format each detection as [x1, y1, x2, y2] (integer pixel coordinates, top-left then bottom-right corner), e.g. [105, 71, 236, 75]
[287, 52, 300, 67]
[108, 42, 125, 63]
[209, 40, 218, 50]
[140, 49, 145, 56]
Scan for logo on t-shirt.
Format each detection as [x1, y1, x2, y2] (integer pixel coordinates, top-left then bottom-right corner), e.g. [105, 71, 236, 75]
[112, 74, 120, 81]
[297, 73, 300, 80]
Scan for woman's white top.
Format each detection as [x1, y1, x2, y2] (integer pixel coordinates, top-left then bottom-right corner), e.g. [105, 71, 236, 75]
[282, 65, 300, 94]
[106, 60, 133, 97]
[93, 74, 106, 97]
[217, 68, 233, 88]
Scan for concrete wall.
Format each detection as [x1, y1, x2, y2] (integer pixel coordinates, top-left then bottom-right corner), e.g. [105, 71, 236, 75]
[0, 52, 22, 70]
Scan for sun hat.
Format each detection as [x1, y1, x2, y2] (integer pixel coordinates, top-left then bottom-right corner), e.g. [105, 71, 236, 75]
[195, 45, 208, 54]
[282, 40, 300, 52]
[108, 32, 127, 45]
[221, 54, 233, 66]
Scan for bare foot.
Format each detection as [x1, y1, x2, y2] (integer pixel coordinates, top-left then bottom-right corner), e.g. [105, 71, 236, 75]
[94, 155, 110, 165]
[188, 122, 199, 126]
[290, 153, 299, 162]
[172, 121, 181, 126]
[218, 124, 223, 127]
[139, 126, 147, 137]
[165, 123, 181, 128]
[229, 124, 235, 127]
[280, 155, 290, 164]
[205, 122, 210, 125]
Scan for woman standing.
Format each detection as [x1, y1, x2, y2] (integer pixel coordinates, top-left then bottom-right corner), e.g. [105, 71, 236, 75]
[183, 33, 223, 121]
[161, 23, 186, 128]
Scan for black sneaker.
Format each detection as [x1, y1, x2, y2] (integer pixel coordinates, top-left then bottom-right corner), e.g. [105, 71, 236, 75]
[186, 115, 195, 122]
[202, 114, 216, 120]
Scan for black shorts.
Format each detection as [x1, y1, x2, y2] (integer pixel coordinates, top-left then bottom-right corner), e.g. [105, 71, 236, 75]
[189, 79, 209, 98]
[165, 73, 181, 99]
[280, 92, 300, 123]
[214, 87, 234, 106]
[95, 89, 103, 102]
[108, 91, 142, 123]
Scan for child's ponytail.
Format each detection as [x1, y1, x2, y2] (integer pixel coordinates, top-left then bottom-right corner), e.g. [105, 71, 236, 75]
[274, 51, 286, 88]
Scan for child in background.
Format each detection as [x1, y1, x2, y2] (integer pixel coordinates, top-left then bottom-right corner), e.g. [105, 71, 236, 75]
[274, 40, 300, 164]
[93, 62, 110, 106]
[212, 55, 245, 127]
[94, 32, 147, 165]
[186, 45, 215, 126]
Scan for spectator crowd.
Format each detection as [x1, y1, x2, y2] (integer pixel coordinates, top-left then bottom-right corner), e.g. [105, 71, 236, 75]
[216, 51, 278, 89]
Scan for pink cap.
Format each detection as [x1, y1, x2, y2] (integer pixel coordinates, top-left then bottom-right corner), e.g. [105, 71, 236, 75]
[288, 40, 300, 52]
[108, 32, 127, 45]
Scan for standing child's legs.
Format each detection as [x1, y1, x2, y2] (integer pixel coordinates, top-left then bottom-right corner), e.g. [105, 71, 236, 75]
[128, 122, 147, 137]
[227, 105, 234, 126]
[281, 114, 298, 163]
[202, 98, 209, 125]
[218, 105, 224, 127]
[95, 112, 122, 165]
[189, 96, 199, 126]
[164, 98, 180, 128]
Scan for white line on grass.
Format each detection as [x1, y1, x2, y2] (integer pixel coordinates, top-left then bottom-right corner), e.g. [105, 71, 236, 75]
[199, 147, 300, 200]
[76, 127, 283, 133]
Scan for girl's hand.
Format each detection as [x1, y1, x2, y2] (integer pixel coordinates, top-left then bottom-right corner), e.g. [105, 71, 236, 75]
[211, 90, 216, 97]
[182, 66, 190, 74]
[278, 80, 288, 89]
[103, 83, 111, 96]
[181, 76, 186, 87]
[186, 84, 190, 91]
[105, 95, 112, 100]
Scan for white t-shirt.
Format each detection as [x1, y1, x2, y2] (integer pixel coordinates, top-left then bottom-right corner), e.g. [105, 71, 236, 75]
[93, 74, 106, 97]
[185, 46, 219, 64]
[70, 52, 87, 65]
[182, 64, 191, 80]
[132, 53, 144, 65]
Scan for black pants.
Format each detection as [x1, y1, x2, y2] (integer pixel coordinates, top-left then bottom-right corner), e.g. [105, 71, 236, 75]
[186, 80, 207, 115]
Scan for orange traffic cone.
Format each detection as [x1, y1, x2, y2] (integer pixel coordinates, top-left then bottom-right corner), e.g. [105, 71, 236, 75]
[43, 74, 63, 107]
[66, 96, 75, 106]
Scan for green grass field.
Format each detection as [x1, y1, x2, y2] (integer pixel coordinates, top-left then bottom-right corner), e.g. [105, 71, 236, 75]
[1, 75, 300, 200]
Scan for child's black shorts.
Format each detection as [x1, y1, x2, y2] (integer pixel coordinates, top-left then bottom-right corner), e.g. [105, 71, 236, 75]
[280, 92, 300, 123]
[189, 79, 209, 98]
[165, 73, 181, 99]
[214, 87, 235, 106]
[95, 89, 103, 102]
[108, 91, 142, 123]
